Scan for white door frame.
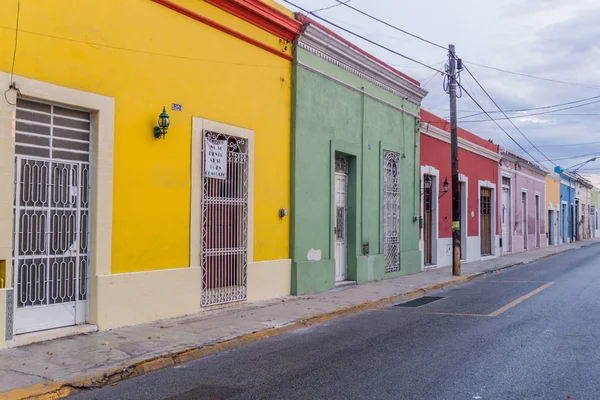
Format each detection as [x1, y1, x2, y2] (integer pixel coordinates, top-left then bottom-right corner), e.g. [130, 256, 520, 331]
[478, 180, 497, 257]
[521, 189, 528, 251]
[420, 166, 439, 269]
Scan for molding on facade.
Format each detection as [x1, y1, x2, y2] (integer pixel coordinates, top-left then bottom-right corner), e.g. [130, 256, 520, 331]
[500, 149, 547, 177]
[205, 0, 302, 41]
[500, 165, 546, 185]
[150, 0, 295, 61]
[297, 24, 427, 105]
[298, 62, 420, 119]
[421, 122, 502, 162]
[420, 166, 440, 269]
[478, 180, 498, 257]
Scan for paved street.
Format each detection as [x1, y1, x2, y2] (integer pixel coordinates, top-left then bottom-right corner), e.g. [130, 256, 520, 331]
[68, 242, 600, 400]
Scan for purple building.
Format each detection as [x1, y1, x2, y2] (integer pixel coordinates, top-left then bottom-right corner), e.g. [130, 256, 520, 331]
[499, 149, 547, 254]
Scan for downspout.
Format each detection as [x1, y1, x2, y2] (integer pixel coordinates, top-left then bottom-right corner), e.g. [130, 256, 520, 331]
[361, 86, 365, 251]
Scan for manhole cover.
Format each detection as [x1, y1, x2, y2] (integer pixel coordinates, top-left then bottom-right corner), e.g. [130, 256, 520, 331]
[394, 296, 443, 308]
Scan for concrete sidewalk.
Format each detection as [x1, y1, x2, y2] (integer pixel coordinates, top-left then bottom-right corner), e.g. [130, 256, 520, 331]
[1, 239, 599, 400]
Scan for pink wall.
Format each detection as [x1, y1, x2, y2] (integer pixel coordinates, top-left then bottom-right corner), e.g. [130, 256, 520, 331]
[501, 156, 547, 253]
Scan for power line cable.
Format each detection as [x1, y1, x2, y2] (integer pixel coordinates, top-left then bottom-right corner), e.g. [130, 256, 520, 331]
[458, 84, 545, 166]
[459, 98, 600, 123]
[331, 0, 447, 50]
[462, 64, 556, 165]
[549, 151, 600, 162]
[285, 0, 448, 76]
[311, 0, 352, 13]
[467, 61, 600, 90]
[459, 94, 600, 119]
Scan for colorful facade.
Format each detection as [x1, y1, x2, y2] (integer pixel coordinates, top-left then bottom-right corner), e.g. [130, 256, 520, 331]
[290, 19, 427, 294]
[419, 111, 501, 268]
[576, 176, 594, 240]
[0, 0, 302, 348]
[592, 188, 599, 238]
[499, 149, 547, 253]
[545, 172, 561, 246]
[555, 167, 577, 243]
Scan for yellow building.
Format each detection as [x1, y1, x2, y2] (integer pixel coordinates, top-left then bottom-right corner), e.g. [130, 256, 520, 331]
[546, 172, 561, 246]
[0, 0, 301, 348]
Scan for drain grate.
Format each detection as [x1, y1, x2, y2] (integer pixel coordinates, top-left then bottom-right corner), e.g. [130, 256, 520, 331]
[394, 296, 444, 308]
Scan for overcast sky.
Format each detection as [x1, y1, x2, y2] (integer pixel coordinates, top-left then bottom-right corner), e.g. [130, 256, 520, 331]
[278, 0, 600, 184]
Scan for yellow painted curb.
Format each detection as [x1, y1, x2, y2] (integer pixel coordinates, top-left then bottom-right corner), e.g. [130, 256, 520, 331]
[0, 267, 517, 400]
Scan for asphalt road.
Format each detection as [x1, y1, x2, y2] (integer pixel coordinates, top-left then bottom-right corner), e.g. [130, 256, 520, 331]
[70, 243, 600, 400]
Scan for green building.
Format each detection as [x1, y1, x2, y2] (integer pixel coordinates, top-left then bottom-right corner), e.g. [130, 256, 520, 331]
[290, 19, 428, 295]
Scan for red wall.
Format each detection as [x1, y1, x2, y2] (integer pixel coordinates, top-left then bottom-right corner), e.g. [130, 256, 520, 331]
[420, 110, 500, 239]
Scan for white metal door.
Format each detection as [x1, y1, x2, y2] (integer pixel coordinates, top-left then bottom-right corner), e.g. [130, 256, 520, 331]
[13, 99, 91, 334]
[201, 131, 248, 306]
[502, 187, 509, 252]
[334, 154, 348, 282]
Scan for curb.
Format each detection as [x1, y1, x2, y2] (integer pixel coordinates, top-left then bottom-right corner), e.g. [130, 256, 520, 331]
[1, 245, 592, 400]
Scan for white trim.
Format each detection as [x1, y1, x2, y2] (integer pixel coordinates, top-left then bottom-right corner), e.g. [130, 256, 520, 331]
[521, 189, 528, 251]
[458, 174, 468, 259]
[500, 165, 546, 185]
[298, 25, 427, 105]
[421, 123, 502, 162]
[478, 180, 497, 257]
[0, 72, 115, 337]
[420, 166, 439, 269]
[190, 118, 255, 267]
[500, 149, 547, 176]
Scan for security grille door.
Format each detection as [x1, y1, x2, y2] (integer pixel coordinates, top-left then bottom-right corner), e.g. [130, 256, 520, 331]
[480, 188, 492, 256]
[13, 99, 91, 334]
[201, 132, 248, 306]
[334, 153, 348, 282]
[383, 151, 400, 273]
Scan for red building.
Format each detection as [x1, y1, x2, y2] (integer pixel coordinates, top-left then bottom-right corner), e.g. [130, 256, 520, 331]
[419, 110, 501, 269]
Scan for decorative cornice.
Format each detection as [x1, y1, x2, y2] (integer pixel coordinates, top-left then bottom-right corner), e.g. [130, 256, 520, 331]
[499, 149, 547, 177]
[151, 0, 295, 61]
[500, 165, 547, 185]
[204, 0, 302, 42]
[421, 122, 502, 162]
[297, 24, 428, 105]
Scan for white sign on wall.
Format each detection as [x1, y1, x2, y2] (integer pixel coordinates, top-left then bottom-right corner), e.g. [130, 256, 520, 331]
[204, 138, 228, 180]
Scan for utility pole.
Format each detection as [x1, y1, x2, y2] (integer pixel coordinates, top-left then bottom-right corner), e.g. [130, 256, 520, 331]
[448, 44, 461, 276]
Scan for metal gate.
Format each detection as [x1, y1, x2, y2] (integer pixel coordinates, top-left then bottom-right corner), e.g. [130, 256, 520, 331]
[201, 131, 248, 306]
[383, 151, 400, 273]
[13, 99, 91, 334]
[334, 153, 348, 282]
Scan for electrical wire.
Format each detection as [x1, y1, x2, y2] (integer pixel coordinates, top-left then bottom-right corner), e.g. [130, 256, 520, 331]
[467, 61, 600, 90]
[549, 151, 600, 162]
[332, 0, 447, 50]
[285, 0, 448, 76]
[10, 0, 20, 83]
[458, 98, 600, 123]
[459, 94, 600, 119]
[458, 83, 545, 166]
[311, 0, 352, 13]
[462, 64, 556, 166]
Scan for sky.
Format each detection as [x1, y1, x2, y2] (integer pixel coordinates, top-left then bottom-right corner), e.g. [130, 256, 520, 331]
[276, 0, 600, 184]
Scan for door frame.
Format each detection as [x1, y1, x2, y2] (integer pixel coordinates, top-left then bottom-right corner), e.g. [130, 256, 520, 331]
[420, 166, 439, 269]
[459, 174, 468, 261]
[478, 180, 497, 257]
[521, 189, 528, 251]
[535, 193, 541, 248]
[0, 73, 115, 342]
[548, 203, 555, 246]
[331, 141, 360, 283]
[500, 174, 512, 254]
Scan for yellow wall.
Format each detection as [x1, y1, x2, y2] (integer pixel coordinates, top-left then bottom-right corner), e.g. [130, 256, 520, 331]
[546, 173, 561, 208]
[0, 0, 292, 273]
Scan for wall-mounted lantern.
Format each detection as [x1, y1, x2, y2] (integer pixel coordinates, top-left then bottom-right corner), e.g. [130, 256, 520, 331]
[279, 208, 288, 219]
[439, 177, 450, 199]
[153, 106, 171, 139]
[420, 175, 432, 196]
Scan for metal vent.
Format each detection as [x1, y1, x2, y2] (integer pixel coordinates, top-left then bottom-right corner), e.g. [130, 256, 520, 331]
[394, 296, 443, 308]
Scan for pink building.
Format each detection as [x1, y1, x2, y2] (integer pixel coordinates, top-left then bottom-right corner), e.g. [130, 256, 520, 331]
[499, 149, 548, 254]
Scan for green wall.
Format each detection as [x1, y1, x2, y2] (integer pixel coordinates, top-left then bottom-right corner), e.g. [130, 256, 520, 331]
[290, 48, 422, 295]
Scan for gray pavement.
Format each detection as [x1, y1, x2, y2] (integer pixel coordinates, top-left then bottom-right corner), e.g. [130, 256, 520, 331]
[0, 239, 598, 397]
[69, 241, 600, 399]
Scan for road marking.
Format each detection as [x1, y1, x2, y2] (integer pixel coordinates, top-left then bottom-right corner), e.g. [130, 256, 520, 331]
[422, 281, 555, 318]
[487, 281, 554, 317]
[480, 280, 549, 283]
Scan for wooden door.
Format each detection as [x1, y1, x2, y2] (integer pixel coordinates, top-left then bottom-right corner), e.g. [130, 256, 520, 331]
[423, 182, 433, 265]
[480, 188, 492, 256]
